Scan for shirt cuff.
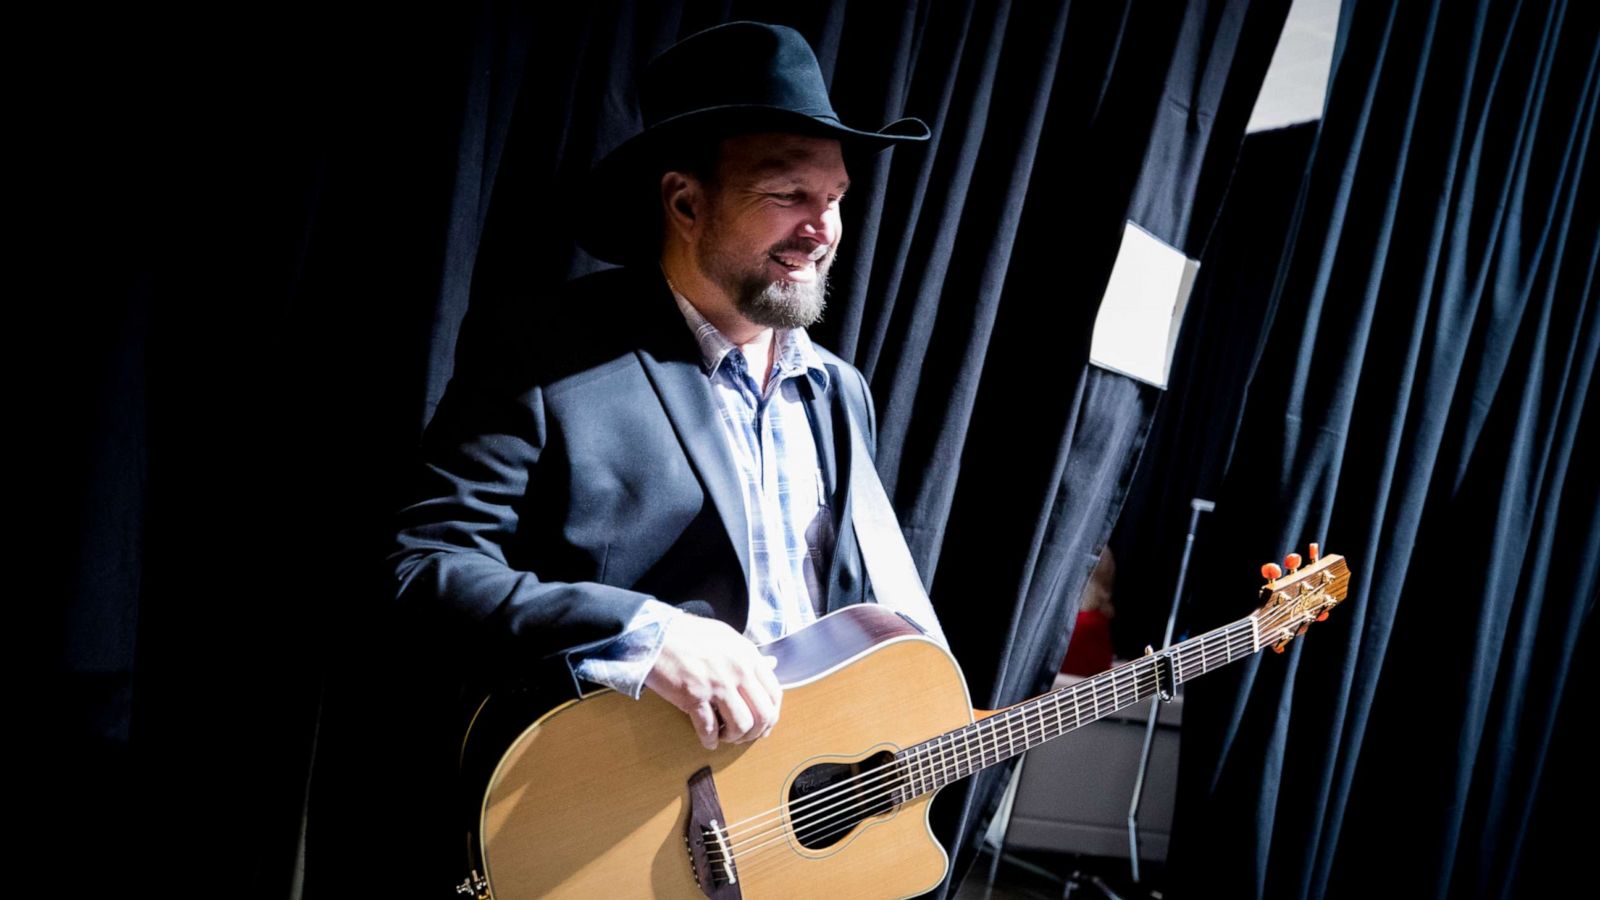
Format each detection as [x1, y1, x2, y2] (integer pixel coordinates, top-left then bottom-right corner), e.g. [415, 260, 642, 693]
[568, 598, 685, 699]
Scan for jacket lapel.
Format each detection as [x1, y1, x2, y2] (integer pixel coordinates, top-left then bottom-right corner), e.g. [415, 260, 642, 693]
[631, 270, 752, 588]
[815, 361, 871, 614]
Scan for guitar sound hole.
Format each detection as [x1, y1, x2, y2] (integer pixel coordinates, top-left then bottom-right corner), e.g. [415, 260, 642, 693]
[787, 750, 898, 849]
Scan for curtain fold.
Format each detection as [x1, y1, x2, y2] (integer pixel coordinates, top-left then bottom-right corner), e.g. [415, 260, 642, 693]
[1120, 1, 1600, 897]
[47, 1, 1294, 895]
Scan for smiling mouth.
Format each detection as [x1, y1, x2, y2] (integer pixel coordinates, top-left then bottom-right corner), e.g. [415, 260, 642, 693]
[771, 252, 822, 272]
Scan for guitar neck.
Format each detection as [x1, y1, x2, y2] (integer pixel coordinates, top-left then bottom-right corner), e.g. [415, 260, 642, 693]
[891, 614, 1259, 801]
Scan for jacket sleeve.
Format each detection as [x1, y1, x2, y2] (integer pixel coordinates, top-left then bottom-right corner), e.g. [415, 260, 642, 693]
[568, 598, 685, 698]
[387, 324, 658, 699]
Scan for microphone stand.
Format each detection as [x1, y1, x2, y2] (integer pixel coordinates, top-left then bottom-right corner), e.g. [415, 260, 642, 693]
[1126, 497, 1213, 884]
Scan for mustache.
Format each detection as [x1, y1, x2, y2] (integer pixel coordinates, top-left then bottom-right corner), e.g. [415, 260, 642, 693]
[769, 243, 831, 262]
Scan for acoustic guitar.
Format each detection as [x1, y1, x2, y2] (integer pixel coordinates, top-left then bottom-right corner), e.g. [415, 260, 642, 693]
[456, 547, 1350, 899]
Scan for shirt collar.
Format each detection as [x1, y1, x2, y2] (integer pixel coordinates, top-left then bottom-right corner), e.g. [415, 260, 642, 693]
[663, 269, 831, 392]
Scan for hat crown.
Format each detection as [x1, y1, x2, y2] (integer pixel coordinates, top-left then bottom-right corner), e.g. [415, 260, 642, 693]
[576, 20, 929, 265]
[639, 22, 842, 128]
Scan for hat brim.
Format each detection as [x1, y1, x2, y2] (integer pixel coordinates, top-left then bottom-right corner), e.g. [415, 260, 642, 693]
[574, 106, 930, 266]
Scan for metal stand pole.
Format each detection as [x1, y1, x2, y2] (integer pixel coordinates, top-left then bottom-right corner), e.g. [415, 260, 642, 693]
[1126, 498, 1213, 883]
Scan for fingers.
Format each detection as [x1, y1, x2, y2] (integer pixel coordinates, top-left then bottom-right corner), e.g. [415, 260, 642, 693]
[708, 656, 779, 746]
[757, 654, 783, 709]
[737, 678, 779, 741]
[691, 700, 720, 751]
[646, 615, 786, 749]
[716, 691, 758, 744]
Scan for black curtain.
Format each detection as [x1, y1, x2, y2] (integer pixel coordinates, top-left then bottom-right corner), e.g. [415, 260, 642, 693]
[43, 1, 1286, 897]
[1119, 1, 1598, 897]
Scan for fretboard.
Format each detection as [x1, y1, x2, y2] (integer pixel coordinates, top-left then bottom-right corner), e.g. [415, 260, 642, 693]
[891, 615, 1260, 802]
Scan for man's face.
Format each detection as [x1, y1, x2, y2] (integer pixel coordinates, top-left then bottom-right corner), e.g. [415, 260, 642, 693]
[693, 132, 850, 330]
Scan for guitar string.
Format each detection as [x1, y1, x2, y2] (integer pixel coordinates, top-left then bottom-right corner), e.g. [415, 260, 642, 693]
[725, 601, 1327, 877]
[714, 652, 1180, 869]
[712, 617, 1270, 865]
[725, 678, 1138, 866]
[716, 621, 1277, 877]
[700, 630, 1248, 871]
[724, 664, 1166, 871]
[712, 618, 1246, 846]
[714, 655, 1162, 854]
[714, 614, 1266, 850]
[708, 612, 1295, 872]
[723, 655, 1182, 875]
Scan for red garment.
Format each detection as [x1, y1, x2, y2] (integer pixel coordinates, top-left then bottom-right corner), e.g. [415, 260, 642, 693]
[1061, 609, 1114, 675]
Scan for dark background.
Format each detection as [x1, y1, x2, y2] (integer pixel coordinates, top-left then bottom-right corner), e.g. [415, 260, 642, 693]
[38, 1, 1595, 897]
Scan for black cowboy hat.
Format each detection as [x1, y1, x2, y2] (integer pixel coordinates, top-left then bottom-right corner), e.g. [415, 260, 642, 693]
[574, 20, 931, 265]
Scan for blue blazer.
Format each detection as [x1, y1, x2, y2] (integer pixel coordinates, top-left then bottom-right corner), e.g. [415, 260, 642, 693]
[390, 264, 879, 699]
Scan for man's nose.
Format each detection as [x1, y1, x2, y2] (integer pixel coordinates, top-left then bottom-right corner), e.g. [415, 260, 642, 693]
[798, 203, 839, 246]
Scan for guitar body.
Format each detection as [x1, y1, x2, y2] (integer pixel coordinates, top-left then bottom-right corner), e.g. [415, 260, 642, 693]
[467, 552, 1354, 898]
[472, 606, 972, 899]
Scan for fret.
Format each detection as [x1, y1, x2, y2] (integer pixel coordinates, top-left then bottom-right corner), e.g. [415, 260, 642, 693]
[958, 728, 976, 780]
[941, 735, 952, 784]
[882, 555, 1350, 813]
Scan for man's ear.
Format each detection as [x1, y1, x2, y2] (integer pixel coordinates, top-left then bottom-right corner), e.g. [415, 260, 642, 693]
[660, 170, 701, 243]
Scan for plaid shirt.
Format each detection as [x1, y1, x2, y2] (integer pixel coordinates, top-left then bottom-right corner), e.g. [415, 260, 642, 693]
[570, 284, 835, 696]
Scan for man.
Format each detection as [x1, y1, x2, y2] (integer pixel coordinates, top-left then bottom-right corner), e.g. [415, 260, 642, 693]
[390, 21, 942, 758]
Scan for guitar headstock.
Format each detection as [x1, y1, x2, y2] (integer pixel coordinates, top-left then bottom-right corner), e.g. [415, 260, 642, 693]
[1251, 543, 1351, 654]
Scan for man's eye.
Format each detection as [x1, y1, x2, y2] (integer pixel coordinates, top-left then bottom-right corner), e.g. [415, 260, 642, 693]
[773, 192, 803, 202]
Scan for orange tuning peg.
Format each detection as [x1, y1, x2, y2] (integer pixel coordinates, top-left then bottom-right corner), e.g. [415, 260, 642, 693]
[1316, 611, 1330, 622]
[1261, 562, 1283, 581]
[1273, 643, 1286, 654]
[1308, 542, 1321, 562]
[1284, 552, 1303, 571]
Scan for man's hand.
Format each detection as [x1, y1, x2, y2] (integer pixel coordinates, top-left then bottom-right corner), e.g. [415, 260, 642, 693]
[645, 614, 782, 750]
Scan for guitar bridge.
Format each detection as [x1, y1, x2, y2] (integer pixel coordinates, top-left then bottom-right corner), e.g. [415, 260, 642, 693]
[684, 766, 742, 898]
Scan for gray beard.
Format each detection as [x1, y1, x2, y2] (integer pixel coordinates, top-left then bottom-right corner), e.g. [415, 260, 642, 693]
[733, 269, 829, 329]
[697, 238, 832, 329]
